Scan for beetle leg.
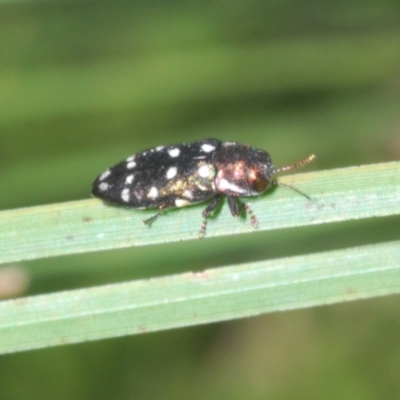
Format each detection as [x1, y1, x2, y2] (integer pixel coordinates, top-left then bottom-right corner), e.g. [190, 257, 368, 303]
[142, 204, 168, 226]
[227, 196, 258, 228]
[199, 195, 223, 238]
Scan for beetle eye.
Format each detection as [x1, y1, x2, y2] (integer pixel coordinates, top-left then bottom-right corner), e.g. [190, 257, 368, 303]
[252, 175, 268, 193]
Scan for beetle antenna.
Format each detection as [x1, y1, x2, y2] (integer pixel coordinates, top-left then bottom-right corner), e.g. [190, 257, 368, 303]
[273, 154, 315, 174]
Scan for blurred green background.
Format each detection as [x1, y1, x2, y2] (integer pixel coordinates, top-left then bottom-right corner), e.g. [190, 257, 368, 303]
[1, 0, 400, 399]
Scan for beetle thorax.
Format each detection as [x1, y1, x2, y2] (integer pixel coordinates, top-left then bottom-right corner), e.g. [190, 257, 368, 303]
[213, 143, 274, 196]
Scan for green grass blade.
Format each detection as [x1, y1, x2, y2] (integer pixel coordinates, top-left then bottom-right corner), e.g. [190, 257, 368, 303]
[1, 240, 400, 354]
[0, 161, 399, 264]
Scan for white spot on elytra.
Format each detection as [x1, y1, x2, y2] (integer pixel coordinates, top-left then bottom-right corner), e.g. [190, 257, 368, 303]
[198, 164, 212, 178]
[121, 188, 130, 202]
[126, 155, 135, 162]
[168, 148, 180, 158]
[147, 186, 159, 199]
[218, 178, 246, 194]
[166, 166, 177, 179]
[222, 142, 235, 147]
[156, 146, 165, 151]
[175, 199, 190, 207]
[99, 169, 111, 181]
[201, 143, 216, 153]
[183, 190, 193, 199]
[125, 174, 134, 185]
[127, 160, 137, 169]
[99, 182, 109, 191]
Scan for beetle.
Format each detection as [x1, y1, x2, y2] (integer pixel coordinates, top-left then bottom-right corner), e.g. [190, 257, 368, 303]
[92, 138, 315, 237]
